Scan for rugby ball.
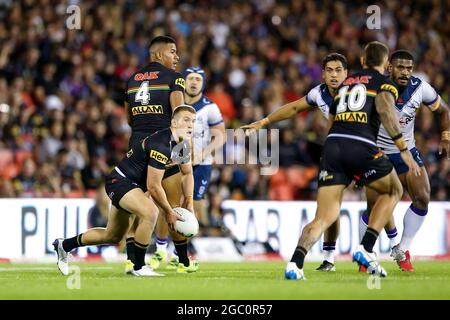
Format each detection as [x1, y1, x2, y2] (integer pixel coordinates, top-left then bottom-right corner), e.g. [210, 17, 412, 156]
[173, 207, 199, 238]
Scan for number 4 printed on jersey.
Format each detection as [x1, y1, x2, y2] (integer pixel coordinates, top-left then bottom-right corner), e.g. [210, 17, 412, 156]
[135, 81, 150, 105]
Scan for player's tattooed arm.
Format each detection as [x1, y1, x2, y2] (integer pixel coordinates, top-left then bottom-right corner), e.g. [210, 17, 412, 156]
[375, 91, 403, 142]
[376, 91, 421, 176]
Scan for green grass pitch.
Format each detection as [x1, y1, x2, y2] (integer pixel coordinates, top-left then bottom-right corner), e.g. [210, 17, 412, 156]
[1, 261, 450, 299]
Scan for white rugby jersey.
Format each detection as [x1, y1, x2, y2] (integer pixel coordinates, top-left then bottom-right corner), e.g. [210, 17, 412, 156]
[190, 95, 224, 165]
[306, 83, 334, 119]
[377, 76, 439, 154]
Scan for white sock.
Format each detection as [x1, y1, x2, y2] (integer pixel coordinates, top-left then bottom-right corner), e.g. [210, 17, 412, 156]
[286, 262, 300, 271]
[359, 212, 369, 242]
[389, 237, 399, 248]
[399, 204, 427, 251]
[324, 250, 335, 264]
[155, 237, 168, 252]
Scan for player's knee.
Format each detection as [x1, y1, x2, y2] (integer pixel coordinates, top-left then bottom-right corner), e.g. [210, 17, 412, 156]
[137, 210, 157, 226]
[135, 205, 158, 222]
[413, 192, 430, 209]
[306, 218, 323, 233]
[105, 233, 122, 244]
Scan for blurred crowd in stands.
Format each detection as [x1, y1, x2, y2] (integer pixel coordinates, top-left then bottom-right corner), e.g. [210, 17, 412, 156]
[0, 1, 448, 228]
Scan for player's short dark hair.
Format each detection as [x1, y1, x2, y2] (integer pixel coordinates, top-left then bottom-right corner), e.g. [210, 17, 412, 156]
[364, 41, 389, 68]
[149, 36, 176, 50]
[322, 53, 348, 70]
[172, 104, 196, 118]
[390, 50, 414, 63]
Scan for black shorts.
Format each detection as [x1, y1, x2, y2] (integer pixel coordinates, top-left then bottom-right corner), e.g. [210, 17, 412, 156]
[105, 170, 142, 210]
[318, 137, 393, 187]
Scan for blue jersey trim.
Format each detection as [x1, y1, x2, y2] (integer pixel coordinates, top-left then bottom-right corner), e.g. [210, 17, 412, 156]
[208, 119, 224, 126]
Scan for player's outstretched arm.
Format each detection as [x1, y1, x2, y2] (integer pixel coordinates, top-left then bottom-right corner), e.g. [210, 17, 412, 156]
[179, 163, 194, 213]
[147, 166, 182, 230]
[240, 96, 313, 134]
[375, 91, 420, 176]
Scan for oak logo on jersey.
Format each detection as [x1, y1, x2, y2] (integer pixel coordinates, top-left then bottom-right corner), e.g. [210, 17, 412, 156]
[126, 149, 133, 158]
[131, 105, 164, 115]
[335, 112, 368, 123]
[380, 84, 398, 100]
[175, 78, 185, 89]
[343, 75, 371, 85]
[134, 72, 159, 81]
[150, 150, 168, 164]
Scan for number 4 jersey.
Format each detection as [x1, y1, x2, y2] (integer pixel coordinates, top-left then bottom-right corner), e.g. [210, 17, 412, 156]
[125, 62, 185, 134]
[329, 68, 399, 146]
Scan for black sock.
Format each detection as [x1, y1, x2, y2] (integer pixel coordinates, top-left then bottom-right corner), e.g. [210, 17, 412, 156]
[133, 241, 148, 270]
[126, 237, 135, 262]
[174, 240, 189, 267]
[290, 246, 307, 269]
[361, 228, 379, 253]
[62, 234, 84, 252]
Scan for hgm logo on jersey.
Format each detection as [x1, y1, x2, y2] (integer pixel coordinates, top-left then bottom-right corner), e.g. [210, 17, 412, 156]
[175, 78, 185, 89]
[131, 105, 163, 115]
[149, 150, 168, 164]
[335, 112, 367, 123]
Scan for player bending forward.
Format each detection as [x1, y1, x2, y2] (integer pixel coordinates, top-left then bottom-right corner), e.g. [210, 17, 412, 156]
[53, 106, 196, 276]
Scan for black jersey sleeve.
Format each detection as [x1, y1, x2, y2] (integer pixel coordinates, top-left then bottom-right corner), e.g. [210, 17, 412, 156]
[170, 71, 186, 92]
[377, 79, 399, 101]
[146, 139, 170, 170]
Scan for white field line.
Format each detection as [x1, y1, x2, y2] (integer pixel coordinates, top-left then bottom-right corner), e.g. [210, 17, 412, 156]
[0, 266, 113, 271]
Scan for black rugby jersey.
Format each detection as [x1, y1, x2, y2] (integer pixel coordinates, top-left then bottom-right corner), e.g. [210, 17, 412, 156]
[115, 128, 190, 189]
[126, 62, 185, 134]
[329, 68, 399, 144]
